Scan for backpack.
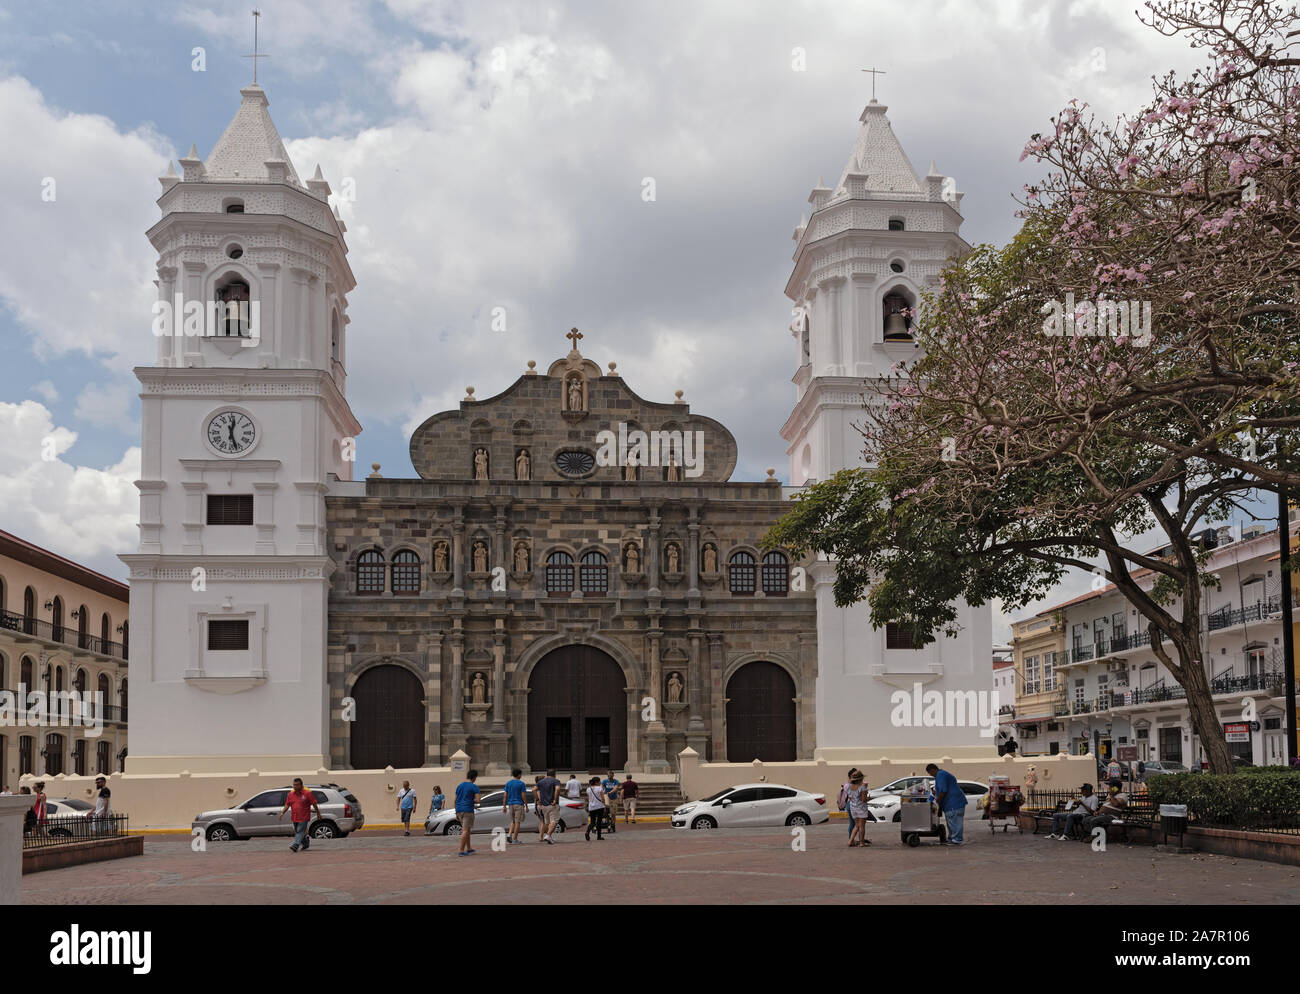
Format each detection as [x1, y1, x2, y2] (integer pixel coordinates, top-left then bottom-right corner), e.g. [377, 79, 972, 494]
[836, 784, 849, 811]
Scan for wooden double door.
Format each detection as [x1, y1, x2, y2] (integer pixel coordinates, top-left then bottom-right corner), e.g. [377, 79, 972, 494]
[528, 645, 626, 772]
[351, 664, 425, 770]
[726, 661, 797, 762]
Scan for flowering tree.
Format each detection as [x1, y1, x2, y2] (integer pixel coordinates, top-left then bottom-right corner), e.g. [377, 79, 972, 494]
[769, 0, 1300, 774]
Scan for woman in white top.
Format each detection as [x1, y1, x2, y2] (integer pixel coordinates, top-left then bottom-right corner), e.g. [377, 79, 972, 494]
[846, 773, 872, 848]
[584, 776, 608, 842]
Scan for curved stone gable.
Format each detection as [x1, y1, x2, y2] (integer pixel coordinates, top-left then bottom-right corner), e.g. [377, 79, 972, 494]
[408, 369, 739, 483]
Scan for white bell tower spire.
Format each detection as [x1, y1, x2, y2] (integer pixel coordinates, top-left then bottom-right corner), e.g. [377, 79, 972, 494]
[781, 89, 991, 758]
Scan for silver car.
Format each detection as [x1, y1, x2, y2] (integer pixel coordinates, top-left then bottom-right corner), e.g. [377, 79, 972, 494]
[193, 784, 364, 841]
[425, 788, 588, 836]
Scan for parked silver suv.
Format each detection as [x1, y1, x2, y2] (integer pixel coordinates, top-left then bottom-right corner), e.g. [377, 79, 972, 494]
[193, 784, 364, 842]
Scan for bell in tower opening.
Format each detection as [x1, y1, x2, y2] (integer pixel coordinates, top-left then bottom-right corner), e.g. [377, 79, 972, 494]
[216, 279, 251, 337]
[882, 292, 914, 343]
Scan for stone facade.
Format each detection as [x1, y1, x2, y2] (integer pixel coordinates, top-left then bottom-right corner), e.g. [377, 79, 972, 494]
[326, 343, 817, 773]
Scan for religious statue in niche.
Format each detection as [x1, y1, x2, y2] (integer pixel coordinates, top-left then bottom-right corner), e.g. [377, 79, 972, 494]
[666, 452, 681, 482]
[624, 542, 640, 573]
[665, 543, 680, 573]
[513, 542, 530, 573]
[471, 671, 486, 704]
[624, 452, 639, 481]
[433, 541, 449, 573]
[515, 448, 530, 480]
[474, 447, 489, 481]
[702, 543, 718, 574]
[567, 375, 585, 413]
[667, 671, 684, 704]
[472, 540, 489, 573]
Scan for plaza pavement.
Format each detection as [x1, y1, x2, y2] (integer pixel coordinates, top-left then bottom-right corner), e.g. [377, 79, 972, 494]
[22, 819, 1300, 905]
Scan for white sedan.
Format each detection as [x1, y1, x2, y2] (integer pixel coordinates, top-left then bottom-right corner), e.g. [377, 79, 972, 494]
[865, 779, 987, 823]
[671, 783, 829, 830]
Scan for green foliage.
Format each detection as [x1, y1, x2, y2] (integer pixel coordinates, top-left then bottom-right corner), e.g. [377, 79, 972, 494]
[1145, 771, 1300, 829]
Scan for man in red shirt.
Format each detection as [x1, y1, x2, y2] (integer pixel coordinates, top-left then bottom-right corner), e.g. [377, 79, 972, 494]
[277, 778, 321, 852]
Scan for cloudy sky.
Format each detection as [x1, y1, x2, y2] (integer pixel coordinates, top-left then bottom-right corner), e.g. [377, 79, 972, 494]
[0, 0, 1254, 638]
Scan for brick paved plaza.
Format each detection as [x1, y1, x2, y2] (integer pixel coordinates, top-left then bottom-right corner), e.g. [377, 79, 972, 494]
[23, 820, 1300, 905]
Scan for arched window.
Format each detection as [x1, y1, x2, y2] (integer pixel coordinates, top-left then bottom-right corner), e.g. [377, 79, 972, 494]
[0, 575, 5, 613]
[356, 550, 386, 594]
[101, 612, 111, 649]
[51, 596, 64, 642]
[729, 551, 757, 596]
[119, 679, 128, 721]
[579, 551, 609, 594]
[23, 587, 36, 634]
[391, 550, 421, 594]
[54, 665, 64, 721]
[330, 311, 341, 363]
[762, 551, 790, 596]
[120, 620, 129, 660]
[96, 740, 110, 775]
[216, 277, 252, 337]
[545, 551, 575, 596]
[21, 656, 33, 692]
[45, 733, 64, 776]
[77, 604, 88, 649]
[98, 673, 110, 720]
[888, 217, 905, 231]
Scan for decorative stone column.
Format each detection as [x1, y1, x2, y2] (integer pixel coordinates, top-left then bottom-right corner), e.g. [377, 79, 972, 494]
[820, 275, 846, 374]
[423, 632, 443, 765]
[643, 627, 669, 773]
[687, 520, 700, 598]
[686, 631, 709, 757]
[707, 631, 725, 753]
[447, 629, 465, 741]
[451, 512, 465, 597]
[647, 503, 662, 597]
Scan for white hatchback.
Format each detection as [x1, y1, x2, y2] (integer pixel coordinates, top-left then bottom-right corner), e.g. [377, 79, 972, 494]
[671, 783, 829, 830]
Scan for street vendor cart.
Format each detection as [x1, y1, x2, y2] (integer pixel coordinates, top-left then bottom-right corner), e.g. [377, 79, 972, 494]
[900, 782, 947, 847]
[986, 774, 1023, 833]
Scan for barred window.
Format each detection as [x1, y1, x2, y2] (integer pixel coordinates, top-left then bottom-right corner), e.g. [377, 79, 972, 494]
[207, 494, 254, 525]
[208, 619, 250, 651]
[761, 551, 789, 596]
[546, 551, 574, 596]
[729, 551, 756, 596]
[391, 550, 421, 594]
[96, 741, 110, 775]
[580, 550, 609, 594]
[885, 622, 916, 649]
[356, 550, 386, 594]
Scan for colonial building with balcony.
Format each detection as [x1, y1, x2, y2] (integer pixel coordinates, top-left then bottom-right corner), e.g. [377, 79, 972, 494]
[1006, 523, 1295, 769]
[0, 529, 129, 785]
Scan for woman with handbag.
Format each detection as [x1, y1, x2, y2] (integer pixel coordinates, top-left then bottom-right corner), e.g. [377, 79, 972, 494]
[584, 776, 608, 841]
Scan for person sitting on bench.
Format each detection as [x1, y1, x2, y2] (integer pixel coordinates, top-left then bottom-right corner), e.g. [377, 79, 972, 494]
[1081, 786, 1128, 836]
[1047, 784, 1099, 840]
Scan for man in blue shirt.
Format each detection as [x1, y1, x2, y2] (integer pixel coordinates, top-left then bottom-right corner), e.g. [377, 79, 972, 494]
[502, 768, 528, 845]
[926, 763, 967, 845]
[601, 771, 621, 833]
[454, 770, 480, 856]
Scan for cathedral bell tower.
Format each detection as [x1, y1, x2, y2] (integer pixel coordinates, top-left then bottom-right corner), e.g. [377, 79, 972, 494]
[780, 93, 992, 757]
[120, 82, 362, 774]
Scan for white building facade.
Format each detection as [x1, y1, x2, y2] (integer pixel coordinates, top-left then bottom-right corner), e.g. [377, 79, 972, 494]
[1005, 524, 1295, 769]
[780, 99, 993, 758]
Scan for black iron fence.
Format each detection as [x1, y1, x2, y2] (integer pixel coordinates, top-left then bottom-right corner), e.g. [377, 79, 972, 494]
[0, 610, 127, 660]
[22, 812, 129, 849]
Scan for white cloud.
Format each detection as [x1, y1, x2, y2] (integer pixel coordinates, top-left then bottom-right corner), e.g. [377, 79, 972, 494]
[0, 77, 169, 370]
[30, 380, 58, 403]
[0, 400, 138, 575]
[73, 379, 136, 435]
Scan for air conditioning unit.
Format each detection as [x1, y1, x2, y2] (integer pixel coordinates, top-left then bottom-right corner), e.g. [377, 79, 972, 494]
[1108, 661, 1127, 672]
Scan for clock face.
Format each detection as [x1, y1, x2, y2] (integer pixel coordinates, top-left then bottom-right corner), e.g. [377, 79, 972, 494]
[206, 411, 257, 455]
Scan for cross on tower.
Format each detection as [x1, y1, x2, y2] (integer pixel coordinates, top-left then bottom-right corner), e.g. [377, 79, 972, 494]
[243, 9, 271, 84]
[861, 66, 886, 101]
[566, 327, 584, 349]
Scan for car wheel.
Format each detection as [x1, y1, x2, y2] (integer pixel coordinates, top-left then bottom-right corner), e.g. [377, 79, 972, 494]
[310, 821, 339, 840]
[49, 827, 72, 838]
[690, 815, 717, 830]
[892, 811, 902, 823]
[906, 833, 920, 847]
[443, 821, 462, 836]
[556, 819, 566, 834]
[206, 824, 238, 842]
[786, 812, 810, 827]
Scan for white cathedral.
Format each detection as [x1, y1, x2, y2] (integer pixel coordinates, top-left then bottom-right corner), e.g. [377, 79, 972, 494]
[121, 81, 991, 777]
